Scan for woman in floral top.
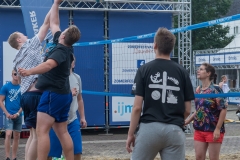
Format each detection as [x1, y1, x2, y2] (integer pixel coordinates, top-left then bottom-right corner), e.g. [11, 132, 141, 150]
[185, 63, 227, 160]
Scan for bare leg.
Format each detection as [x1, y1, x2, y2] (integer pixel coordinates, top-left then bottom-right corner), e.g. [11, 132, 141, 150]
[26, 128, 38, 160]
[37, 112, 55, 160]
[25, 129, 33, 160]
[208, 142, 222, 160]
[5, 130, 12, 159]
[53, 122, 74, 160]
[12, 131, 20, 159]
[74, 154, 81, 160]
[194, 140, 208, 160]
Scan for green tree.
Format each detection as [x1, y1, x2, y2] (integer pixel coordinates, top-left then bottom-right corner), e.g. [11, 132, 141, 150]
[191, 0, 234, 50]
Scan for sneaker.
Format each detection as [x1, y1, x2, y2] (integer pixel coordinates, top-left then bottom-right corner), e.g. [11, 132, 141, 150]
[13, 158, 17, 160]
[6, 158, 10, 160]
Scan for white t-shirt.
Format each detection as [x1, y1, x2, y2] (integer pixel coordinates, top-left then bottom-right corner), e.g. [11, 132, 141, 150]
[68, 72, 82, 124]
[222, 83, 230, 93]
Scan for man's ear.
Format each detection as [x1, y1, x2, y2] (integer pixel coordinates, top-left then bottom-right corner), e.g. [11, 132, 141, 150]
[16, 37, 21, 43]
[153, 42, 157, 50]
[62, 34, 65, 39]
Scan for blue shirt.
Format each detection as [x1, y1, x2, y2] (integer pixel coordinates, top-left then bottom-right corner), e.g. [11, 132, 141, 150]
[0, 82, 21, 115]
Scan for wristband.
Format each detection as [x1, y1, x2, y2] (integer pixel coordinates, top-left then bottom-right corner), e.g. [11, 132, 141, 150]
[16, 113, 20, 116]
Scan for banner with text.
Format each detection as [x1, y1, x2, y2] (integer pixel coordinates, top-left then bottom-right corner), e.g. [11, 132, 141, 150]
[112, 43, 155, 85]
[111, 96, 134, 122]
[20, 0, 52, 38]
[195, 52, 240, 65]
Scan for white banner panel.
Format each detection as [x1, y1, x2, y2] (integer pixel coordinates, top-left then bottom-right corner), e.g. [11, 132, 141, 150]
[229, 97, 240, 104]
[225, 53, 240, 64]
[112, 96, 134, 122]
[112, 43, 155, 85]
[3, 42, 17, 85]
[195, 55, 210, 65]
[209, 54, 225, 64]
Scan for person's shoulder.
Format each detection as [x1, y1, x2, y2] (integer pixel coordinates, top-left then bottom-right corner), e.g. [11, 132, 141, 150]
[73, 72, 80, 78]
[55, 44, 72, 53]
[0, 81, 10, 90]
[3, 81, 11, 86]
[51, 44, 67, 54]
[172, 62, 188, 72]
[211, 84, 223, 93]
[29, 35, 40, 44]
[140, 59, 155, 69]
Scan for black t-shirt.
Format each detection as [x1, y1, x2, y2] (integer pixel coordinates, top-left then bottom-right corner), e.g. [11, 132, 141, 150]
[36, 31, 74, 94]
[132, 59, 195, 128]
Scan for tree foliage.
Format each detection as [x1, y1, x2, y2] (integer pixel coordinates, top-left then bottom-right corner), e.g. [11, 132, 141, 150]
[191, 0, 234, 50]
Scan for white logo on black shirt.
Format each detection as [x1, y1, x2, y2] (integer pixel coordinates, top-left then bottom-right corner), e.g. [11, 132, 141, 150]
[167, 90, 178, 104]
[132, 83, 136, 91]
[149, 71, 180, 103]
[150, 72, 162, 83]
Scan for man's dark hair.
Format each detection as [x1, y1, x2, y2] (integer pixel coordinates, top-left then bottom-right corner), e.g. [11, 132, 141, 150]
[64, 25, 81, 46]
[154, 28, 176, 55]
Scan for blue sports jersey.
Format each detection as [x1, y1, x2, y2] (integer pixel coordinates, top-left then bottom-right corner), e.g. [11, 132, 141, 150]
[0, 82, 21, 115]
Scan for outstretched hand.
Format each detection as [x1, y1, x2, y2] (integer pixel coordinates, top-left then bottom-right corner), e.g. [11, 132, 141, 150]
[55, 0, 62, 4]
[18, 68, 30, 77]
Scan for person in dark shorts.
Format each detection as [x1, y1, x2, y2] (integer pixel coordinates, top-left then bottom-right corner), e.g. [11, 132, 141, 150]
[0, 70, 22, 160]
[18, 0, 81, 159]
[8, 5, 54, 160]
[126, 28, 195, 160]
[48, 56, 87, 160]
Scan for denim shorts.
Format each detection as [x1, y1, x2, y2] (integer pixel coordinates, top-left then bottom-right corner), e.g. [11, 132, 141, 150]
[5, 115, 22, 132]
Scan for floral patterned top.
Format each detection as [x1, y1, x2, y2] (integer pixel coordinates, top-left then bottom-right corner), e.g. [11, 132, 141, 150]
[194, 83, 226, 133]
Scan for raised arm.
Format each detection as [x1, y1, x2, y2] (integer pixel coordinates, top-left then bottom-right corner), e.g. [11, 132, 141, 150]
[50, 0, 62, 35]
[37, 9, 51, 42]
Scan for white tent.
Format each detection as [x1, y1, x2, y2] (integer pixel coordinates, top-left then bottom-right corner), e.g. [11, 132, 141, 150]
[218, 34, 240, 53]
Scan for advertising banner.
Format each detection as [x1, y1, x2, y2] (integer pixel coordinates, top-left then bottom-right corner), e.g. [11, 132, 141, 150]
[195, 55, 210, 65]
[20, 0, 52, 38]
[195, 52, 240, 65]
[111, 96, 134, 122]
[112, 43, 155, 85]
[225, 53, 240, 64]
[209, 54, 225, 64]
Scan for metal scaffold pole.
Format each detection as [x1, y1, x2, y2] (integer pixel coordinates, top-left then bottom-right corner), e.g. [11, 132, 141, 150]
[178, 0, 192, 74]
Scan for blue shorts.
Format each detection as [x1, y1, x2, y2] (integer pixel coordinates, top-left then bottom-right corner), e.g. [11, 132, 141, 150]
[48, 119, 82, 158]
[5, 115, 22, 132]
[21, 91, 42, 129]
[38, 91, 72, 122]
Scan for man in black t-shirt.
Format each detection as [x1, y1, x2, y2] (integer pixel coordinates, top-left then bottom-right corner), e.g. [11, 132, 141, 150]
[18, 0, 81, 159]
[126, 28, 195, 160]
